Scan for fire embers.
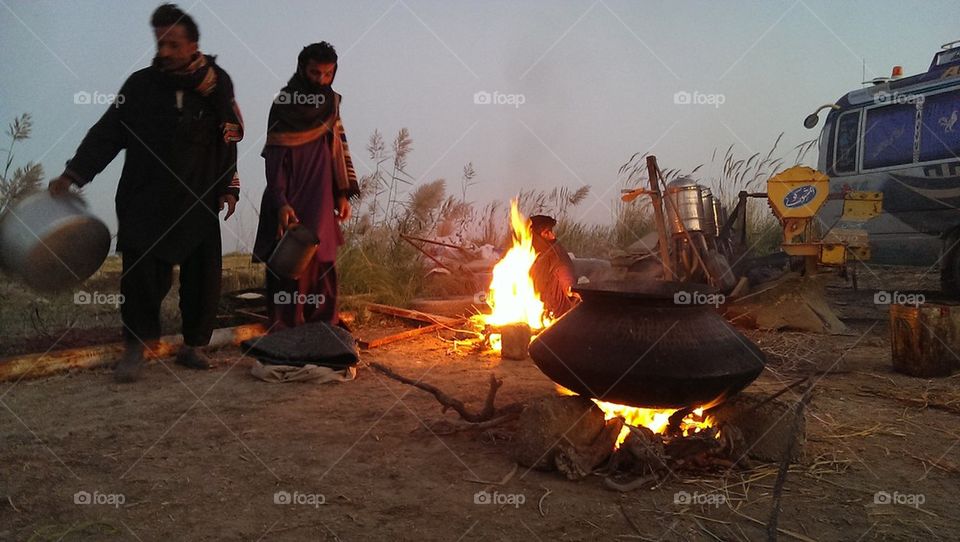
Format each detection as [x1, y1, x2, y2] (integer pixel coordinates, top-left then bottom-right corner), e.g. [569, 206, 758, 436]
[604, 421, 748, 492]
[511, 394, 751, 487]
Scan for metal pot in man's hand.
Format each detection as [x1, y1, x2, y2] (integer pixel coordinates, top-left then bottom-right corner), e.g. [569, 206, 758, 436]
[267, 223, 319, 280]
[0, 191, 111, 292]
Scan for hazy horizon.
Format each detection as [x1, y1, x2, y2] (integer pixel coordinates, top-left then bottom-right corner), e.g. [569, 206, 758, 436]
[3, 0, 958, 252]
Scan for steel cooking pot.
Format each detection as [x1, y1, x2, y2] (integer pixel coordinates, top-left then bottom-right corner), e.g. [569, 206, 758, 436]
[0, 191, 111, 292]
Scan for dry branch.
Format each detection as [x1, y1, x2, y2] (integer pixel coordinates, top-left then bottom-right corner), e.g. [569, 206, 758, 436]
[857, 388, 960, 416]
[367, 361, 522, 422]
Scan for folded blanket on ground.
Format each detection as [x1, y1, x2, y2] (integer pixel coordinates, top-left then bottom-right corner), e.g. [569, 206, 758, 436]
[250, 360, 357, 383]
[241, 321, 359, 368]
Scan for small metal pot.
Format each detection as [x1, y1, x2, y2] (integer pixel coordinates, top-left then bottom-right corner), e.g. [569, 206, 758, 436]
[267, 223, 318, 280]
[0, 191, 111, 292]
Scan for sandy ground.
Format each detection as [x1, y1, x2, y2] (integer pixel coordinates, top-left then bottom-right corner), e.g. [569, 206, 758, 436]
[2, 267, 959, 541]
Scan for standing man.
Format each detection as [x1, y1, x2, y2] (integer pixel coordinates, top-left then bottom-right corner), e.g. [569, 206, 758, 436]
[253, 41, 359, 330]
[529, 215, 578, 318]
[48, 4, 243, 382]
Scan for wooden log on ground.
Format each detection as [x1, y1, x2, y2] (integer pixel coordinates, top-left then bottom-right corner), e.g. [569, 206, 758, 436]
[409, 296, 489, 318]
[364, 303, 460, 326]
[499, 323, 531, 360]
[0, 324, 267, 382]
[357, 318, 467, 350]
[890, 302, 960, 377]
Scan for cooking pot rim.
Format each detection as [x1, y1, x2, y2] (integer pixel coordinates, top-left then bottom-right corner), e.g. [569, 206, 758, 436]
[573, 279, 717, 300]
[0, 190, 87, 225]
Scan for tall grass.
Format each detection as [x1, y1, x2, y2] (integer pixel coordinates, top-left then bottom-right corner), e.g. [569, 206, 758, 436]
[1, 114, 43, 208]
[3, 114, 823, 327]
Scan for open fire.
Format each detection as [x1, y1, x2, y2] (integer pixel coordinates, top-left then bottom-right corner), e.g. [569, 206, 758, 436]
[473, 199, 551, 351]
[558, 385, 717, 447]
[473, 201, 719, 446]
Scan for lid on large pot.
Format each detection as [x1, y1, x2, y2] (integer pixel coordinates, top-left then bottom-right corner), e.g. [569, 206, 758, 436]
[572, 280, 718, 306]
[0, 191, 111, 292]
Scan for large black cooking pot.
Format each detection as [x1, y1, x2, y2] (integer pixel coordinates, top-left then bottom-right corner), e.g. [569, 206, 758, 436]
[528, 280, 765, 409]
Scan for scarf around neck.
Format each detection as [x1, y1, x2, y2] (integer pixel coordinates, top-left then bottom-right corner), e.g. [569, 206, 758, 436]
[263, 69, 358, 197]
[151, 52, 244, 143]
[265, 71, 338, 147]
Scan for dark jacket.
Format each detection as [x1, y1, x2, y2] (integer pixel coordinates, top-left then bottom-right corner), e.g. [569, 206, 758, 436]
[64, 65, 240, 262]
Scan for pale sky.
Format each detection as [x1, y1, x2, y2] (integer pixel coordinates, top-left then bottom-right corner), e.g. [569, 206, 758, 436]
[2, 0, 957, 252]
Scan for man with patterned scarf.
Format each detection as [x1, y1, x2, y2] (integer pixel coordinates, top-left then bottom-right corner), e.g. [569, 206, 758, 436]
[253, 42, 359, 331]
[48, 4, 243, 382]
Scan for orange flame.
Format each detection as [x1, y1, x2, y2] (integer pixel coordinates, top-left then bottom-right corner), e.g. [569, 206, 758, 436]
[557, 386, 716, 447]
[474, 200, 551, 350]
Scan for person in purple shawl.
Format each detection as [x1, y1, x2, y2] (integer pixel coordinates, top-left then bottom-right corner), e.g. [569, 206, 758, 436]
[253, 42, 359, 330]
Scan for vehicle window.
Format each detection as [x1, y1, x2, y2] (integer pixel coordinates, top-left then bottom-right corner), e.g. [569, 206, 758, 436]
[936, 49, 960, 66]
[919, 89, 960, 163]
[863, 104, 915, 169]
[835, 112, 860, 173]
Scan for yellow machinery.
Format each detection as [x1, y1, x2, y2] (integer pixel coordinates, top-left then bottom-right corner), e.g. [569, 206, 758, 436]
[766, 166, 881, 276]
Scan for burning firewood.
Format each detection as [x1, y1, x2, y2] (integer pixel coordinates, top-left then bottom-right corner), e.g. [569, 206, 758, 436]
[602, 420, 750, 491]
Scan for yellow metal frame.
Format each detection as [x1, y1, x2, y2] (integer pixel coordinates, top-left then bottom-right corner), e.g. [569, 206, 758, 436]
[841, 191, 883, 221]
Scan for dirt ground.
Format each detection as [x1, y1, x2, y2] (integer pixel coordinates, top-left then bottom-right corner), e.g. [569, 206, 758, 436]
[2, 266, 959, 541]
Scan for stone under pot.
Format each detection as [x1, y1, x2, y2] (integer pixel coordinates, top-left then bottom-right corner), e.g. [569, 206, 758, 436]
[528, 280, 766, 409]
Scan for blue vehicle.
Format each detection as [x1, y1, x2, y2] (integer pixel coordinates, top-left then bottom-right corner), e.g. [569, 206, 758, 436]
[805, 40, 960, 292]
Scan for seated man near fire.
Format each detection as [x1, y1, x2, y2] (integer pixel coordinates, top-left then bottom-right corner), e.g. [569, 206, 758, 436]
[529, 215, 578, 319]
